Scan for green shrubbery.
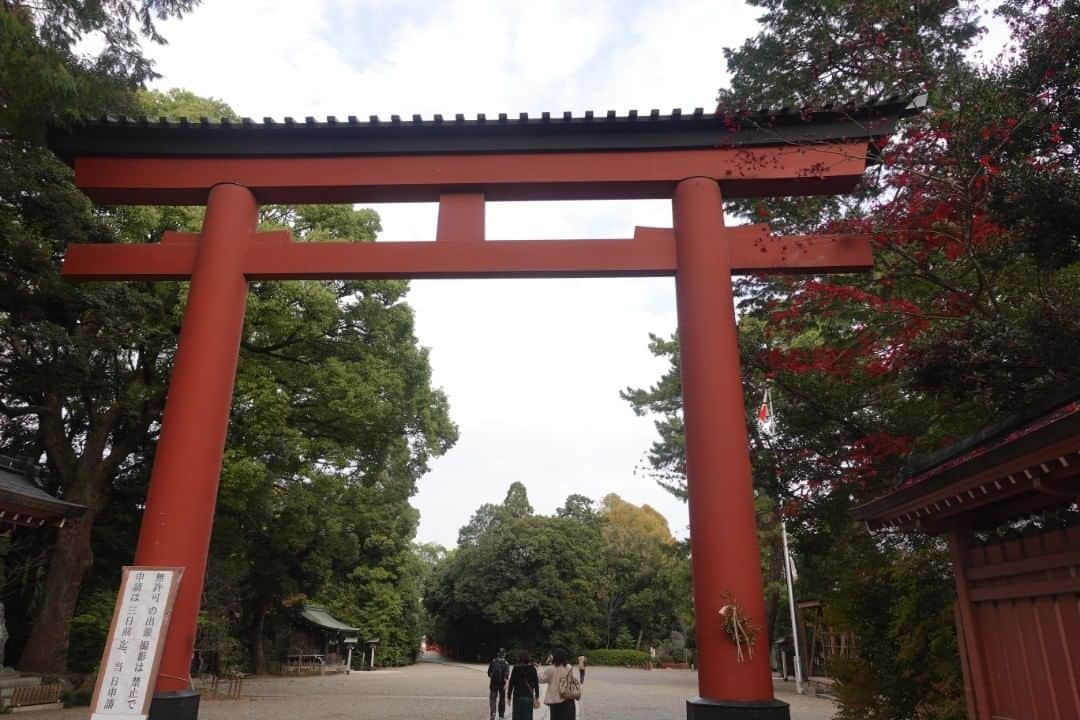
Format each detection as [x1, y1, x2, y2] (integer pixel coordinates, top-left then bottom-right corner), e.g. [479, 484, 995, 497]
[584, 649, 652, 667]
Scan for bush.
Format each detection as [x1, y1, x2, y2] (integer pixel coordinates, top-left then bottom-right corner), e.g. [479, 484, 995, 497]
[62, 688, 94, 708]
[68, 590, 116, 673]
[584, 649, 651, 667]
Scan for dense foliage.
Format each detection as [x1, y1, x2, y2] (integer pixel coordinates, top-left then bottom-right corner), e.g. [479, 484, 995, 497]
[1, 2, 456, 675]
[582, 649, 652, 667]
[424, 485, 692, 662]
[625, 1, 1079, 717]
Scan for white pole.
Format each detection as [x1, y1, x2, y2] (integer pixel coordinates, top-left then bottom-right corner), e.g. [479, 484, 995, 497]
[781, 520, 803, 694]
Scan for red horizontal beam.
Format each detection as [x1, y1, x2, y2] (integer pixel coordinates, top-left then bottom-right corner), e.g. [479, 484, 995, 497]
[72, 142, 869, 205]
[62, 225, 871, 281]
[965, 547, 1080, 582]
[969, 575, 1080, 603]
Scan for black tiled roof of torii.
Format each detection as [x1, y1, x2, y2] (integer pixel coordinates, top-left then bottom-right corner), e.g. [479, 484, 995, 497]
[47, 94, 923, 164]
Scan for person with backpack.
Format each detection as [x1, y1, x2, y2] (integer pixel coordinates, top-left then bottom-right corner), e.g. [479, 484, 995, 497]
[487, 648, 511, 720]
[539, 647, 580, 720]
[507, 650, 540, 720]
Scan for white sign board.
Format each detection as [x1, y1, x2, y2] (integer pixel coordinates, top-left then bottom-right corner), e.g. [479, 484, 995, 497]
[90, 566, 182, 720]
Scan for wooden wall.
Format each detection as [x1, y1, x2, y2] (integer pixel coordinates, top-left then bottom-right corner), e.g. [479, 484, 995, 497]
[954, 525, 1080, 719]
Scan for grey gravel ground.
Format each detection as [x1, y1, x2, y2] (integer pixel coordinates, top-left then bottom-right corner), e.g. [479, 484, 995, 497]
[39, 658, 836, 719]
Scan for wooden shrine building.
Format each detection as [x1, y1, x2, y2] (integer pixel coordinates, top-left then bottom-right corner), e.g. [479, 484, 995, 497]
[0, 456, 85, 529]
[856, 387, 1080, 720]
[284, 605, 358, 674]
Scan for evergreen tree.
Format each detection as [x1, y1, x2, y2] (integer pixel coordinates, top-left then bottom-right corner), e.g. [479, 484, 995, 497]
[627, 1, 1079, 716]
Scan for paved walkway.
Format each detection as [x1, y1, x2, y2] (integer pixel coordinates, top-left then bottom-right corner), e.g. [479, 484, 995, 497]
[36, 659, 836, 719]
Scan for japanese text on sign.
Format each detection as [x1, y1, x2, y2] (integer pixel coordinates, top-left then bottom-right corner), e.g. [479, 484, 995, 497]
[90, 567, 181, 720]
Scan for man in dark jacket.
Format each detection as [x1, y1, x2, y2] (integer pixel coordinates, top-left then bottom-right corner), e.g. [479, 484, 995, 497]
[487, 648, 510, 719]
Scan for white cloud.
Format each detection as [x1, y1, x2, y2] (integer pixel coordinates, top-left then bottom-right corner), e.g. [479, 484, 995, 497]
[147, 0, 767, 546]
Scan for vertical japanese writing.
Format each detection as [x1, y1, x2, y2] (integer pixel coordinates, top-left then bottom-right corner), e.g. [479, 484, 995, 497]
[92, 568, 177, 719]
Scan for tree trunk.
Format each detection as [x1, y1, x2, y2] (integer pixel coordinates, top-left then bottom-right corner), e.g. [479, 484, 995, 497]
[249, 603, 269, 674]
[17, 506, 99, 673]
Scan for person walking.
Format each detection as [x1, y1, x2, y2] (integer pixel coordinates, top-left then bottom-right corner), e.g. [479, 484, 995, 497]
[576, 653, 586, 684]
[507, 651, 540, 720]
[487, 648, 511, 720]
[539, 647, 579, 720]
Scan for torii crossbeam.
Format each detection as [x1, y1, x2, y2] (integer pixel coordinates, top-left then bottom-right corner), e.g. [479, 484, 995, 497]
[50, 99, 913, 720]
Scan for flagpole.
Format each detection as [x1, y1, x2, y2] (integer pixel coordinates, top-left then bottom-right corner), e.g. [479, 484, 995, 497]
[781, 520, 803, 694]
[759, 383, 803, 693]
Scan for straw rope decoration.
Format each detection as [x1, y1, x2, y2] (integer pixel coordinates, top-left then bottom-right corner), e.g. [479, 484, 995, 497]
[718, 593, 760, 662]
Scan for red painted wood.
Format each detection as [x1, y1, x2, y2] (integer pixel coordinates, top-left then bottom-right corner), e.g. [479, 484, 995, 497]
[954, 601, 978, 720]
[1044, 528, 1080, 716]
[964, 530, 1080, 719]
[1015, 597, 1049, 717]
[1031, 597, 1063, 719]
[130, 184, 257, 693]
[984, 544, 1020, 716]
[1053, 594, 1080, 717]
[62, 227, 872, 281]
[673, 178, 773, 702]
[58, 135, 876, 713]
[950, 531, 991, 719]
[70, 142, 870, 205]
[999, 600, 1027, 719]
[966, 548, 1080, 581]
[436, 192, 485, 243]
[970, 575, 1080, 602]
[866, 437, 1080, 529]
[974, 600, 1002, 713]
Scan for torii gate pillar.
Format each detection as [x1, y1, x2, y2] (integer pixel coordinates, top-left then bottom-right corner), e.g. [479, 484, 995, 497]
[50, 99, 913, 720]
[675, 178, 786, 718]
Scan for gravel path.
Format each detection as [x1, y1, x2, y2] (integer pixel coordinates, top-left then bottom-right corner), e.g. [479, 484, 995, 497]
[37, 659, 836, 719]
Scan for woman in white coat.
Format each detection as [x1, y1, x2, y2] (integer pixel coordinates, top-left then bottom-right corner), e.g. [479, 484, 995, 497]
[539, 647, 578, 720]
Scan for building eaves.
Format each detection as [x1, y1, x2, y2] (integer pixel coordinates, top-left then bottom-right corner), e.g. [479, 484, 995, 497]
[0, 462, 87, 520]
[854, 384, 1080, 527]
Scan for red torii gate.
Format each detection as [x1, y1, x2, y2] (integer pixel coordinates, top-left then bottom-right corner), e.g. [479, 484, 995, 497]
[50, 99, 911, 720]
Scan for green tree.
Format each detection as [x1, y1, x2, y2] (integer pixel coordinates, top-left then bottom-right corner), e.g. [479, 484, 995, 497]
[4, 78, 458, 674]
[0, 0, 200, 673]
[720, 0, 980, 108]
[1, 147, 198, 671]
[0, 1, 198, 140]
[627, 1, 1079, 716]
[425, 489, 691, 659]
[426, 485, 602, 658]
[595, 494, 689, 651]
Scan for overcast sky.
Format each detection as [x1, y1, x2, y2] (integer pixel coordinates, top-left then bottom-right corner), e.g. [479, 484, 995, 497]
[144, 0, 1006, 548]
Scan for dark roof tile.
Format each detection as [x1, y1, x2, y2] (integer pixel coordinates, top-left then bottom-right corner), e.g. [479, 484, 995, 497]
[47, 97, 920, 163]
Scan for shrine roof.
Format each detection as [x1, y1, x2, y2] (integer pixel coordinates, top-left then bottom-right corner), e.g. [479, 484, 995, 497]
[0, 456, 87, 525]
[855, 384, 1080, 533]
[299, 605, 358, 633]
[48, 95, 919, 163]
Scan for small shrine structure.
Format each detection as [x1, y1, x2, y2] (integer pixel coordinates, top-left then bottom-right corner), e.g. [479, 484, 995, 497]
[857, 387, 1080, 720]
[0, 456, 85, 529]
[284, 605, 358, 674]
[0, 456, 84, 710]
